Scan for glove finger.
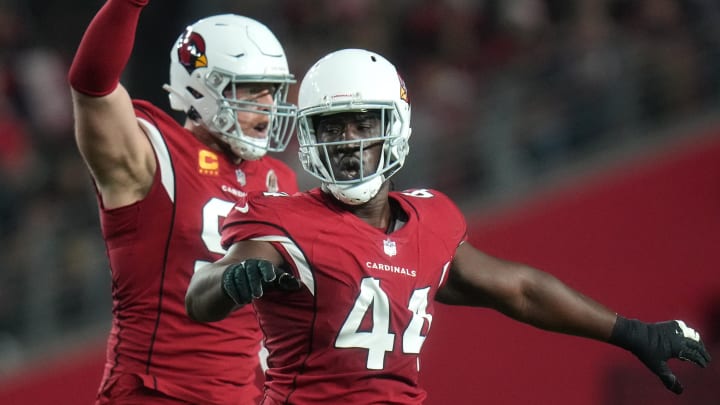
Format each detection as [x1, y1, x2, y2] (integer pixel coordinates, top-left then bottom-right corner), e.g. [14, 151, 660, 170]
[678, 343, 711, 367]
[256, 260, 278, 283]
[243, 261, 268, 298]
[222, 264, 254, 305]
[667, 377, 683, 395]
[222, 265, 241, 304]
[276, 270, 302, 291]
[654, 362, 683, 394]
[236, 266, 257, 301]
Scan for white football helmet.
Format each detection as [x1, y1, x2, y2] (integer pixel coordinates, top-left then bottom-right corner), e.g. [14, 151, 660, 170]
[297, 49, 412, 205]
[164, 14, 296, 160]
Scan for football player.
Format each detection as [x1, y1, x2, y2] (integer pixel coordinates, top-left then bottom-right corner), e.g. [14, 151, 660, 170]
[68, 1, 298, 404]
[186, 49, 711, 404]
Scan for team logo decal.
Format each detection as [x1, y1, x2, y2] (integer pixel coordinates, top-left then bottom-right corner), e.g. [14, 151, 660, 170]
[177, 28, 208, 74]
[383, 239, 397, 257]
[235, 169, 247, 186]
[266, 170, 279, 193]
[398, 73, 409, 103]
[198, 150, 219, 176]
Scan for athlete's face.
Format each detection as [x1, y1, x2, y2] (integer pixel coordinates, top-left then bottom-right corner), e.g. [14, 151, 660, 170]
[315, 111, 383, 181]
[224, 83, 277, 139]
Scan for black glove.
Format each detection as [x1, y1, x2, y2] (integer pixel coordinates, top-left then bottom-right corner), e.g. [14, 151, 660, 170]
[222, 259, 301, 306]
[609, 316, 712, 394]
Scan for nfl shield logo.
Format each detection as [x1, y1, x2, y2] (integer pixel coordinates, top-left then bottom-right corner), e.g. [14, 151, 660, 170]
[383, 239, 397, 257]
[235, 169, 247, 186]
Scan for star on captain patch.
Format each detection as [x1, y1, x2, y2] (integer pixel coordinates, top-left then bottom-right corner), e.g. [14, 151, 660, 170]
[383, 239, 397, 257]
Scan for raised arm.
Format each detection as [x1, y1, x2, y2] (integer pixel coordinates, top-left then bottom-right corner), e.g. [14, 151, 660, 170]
[68, 0, 155, 208]
[185, 240, 298, 322]
[437, 242, 711, 394]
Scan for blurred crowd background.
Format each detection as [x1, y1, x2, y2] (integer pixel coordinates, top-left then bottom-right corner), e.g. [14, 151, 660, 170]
[1, 0, 720, 374]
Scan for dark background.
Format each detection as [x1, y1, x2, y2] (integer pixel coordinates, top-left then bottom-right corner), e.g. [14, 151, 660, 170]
[0, 0, 719, 403]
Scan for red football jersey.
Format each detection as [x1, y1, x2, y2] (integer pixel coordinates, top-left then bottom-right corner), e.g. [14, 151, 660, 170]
[221, 188, 467, 404]
[96, 100, 298, 405]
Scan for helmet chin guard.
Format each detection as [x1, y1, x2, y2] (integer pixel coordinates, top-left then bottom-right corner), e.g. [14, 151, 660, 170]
[164, 14, 297, 160]
[324, 175, 385, 205]
[222, 130, 269, 161]
[297, 49, 412, 203]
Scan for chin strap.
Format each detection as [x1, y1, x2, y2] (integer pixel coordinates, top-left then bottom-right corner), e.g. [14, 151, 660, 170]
[326, 175, 384, 205]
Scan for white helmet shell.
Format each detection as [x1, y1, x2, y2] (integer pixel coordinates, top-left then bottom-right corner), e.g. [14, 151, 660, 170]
[297, 49, 412, 204]
[164, 14, 296, 160]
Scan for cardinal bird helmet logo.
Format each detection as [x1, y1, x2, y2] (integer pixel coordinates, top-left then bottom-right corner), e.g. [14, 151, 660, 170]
[177, 28, 208, 74]
[398, 73, 409, 104]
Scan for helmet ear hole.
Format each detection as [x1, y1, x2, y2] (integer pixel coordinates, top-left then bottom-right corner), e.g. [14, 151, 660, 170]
[187, 107, 201, 121]
[186, 87, 203, 99]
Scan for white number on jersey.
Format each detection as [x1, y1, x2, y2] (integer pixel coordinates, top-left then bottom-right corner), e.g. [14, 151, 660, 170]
[335, 277, 432, 370]
[335, 278, 395, 369]
[403, 287, 431, 353]
[194, 197, 235, 272]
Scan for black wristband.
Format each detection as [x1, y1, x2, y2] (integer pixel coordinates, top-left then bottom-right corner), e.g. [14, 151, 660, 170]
[609, 315, 643, 351]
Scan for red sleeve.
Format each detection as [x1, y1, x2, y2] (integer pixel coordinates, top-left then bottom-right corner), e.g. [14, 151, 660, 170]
[68, 0, 149, 96]
[412, 188, 467, 289]
[403, 188, 467, 245]
[220, 192, 287, 249]
[434, 189, 468, 246]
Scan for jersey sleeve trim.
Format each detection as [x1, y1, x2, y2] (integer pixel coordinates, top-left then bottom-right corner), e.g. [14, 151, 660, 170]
[438, 260, 452, 289]
[138, 117, 174, 202]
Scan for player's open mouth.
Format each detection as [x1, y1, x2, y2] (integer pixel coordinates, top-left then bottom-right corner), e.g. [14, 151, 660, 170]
[336, 157, 361, 180]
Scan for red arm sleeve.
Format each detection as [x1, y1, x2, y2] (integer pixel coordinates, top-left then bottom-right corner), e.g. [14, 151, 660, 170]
[68, 0, 149, 96]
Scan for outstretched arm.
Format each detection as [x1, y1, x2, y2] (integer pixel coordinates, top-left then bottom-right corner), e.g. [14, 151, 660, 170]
[185, 240, 297, 322]
[437, 242, 711, 394]
[68, 0, 155, 208]
[437, 242, 617, 339]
